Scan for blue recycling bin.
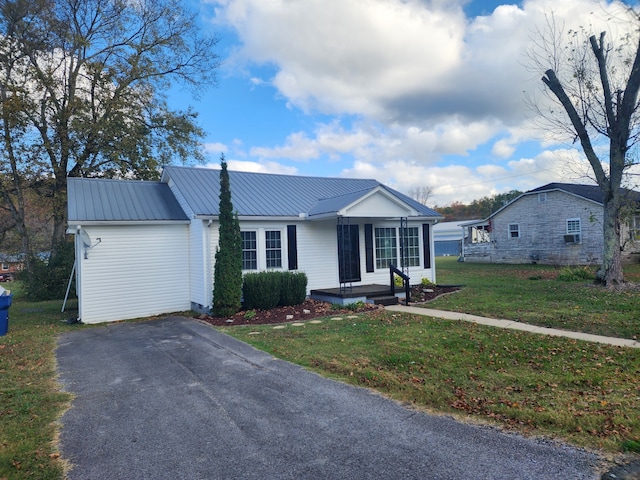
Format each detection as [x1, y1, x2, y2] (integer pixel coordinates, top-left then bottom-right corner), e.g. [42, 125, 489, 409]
[0, 294, 12, 336]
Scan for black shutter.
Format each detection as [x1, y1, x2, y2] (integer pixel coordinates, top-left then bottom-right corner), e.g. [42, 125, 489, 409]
[422, 224, 431, 269]
[287, 225, 298, 270]
[364, 224, 374, 272]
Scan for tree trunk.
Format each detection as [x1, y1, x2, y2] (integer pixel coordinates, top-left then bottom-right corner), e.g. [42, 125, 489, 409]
[50, 173, 68, 254]
[597, 195, 624, 286]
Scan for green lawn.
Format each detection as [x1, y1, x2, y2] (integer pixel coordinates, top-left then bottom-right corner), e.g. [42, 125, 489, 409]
[428, 257, 640, 339]
[224, 258, 640, 454]
[0, 282, 77, 479]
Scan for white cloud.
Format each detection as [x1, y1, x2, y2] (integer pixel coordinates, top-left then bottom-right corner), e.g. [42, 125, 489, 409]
[204, 159, 299, 175]
[203, 142, 228, 155]
[206, 0, 637, 202]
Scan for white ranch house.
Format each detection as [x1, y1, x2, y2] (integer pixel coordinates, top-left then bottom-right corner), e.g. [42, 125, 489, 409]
[67, 166, 442, 324]
[461, 183, 640, 265]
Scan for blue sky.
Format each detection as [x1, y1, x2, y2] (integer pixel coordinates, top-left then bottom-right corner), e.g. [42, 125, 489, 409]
[168, 0, 639, 206]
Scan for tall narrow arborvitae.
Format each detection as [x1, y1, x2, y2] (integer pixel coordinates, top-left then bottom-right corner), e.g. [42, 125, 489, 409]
[212, 155, 242, 316]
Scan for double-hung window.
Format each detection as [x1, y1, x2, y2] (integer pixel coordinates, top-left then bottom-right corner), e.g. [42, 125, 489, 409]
[240, 229, 283, 270]
[241, 231, 257, 270]
[566, 218, 581, 242]
[375, 227, 397, 269]
[265, 230, 282, 268]
[402, 227, 421, 267]
[508, 223, 520, 238]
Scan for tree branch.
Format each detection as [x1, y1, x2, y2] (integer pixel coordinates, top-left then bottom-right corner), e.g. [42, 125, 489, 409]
[541, 69, 608, 186]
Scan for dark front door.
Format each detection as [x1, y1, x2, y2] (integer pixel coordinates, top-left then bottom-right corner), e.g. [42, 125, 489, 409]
[337, 224, 361, 283]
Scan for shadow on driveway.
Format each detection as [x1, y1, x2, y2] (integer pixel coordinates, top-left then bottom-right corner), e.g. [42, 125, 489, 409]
[57, 317, 603, 480]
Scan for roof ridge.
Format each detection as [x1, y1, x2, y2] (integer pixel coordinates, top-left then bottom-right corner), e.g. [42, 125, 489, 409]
[164, 164, 380, 183]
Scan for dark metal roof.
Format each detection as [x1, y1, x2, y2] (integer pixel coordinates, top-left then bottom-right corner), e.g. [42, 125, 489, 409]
[68, 177, 189, 222]
[527, 182, 640, 204]
[162, 166, 441, 218]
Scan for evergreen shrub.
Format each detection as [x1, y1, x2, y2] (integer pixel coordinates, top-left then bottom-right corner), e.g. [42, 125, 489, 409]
[22, 241, 75, 301]
[242, 272, 281, 310]
[242, 271, 308, 309]
[279, 272, 307, 306]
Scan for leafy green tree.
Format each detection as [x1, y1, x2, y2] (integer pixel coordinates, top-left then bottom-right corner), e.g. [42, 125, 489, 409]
[0, 0, 220, 262]
[212, 156, 242, 317]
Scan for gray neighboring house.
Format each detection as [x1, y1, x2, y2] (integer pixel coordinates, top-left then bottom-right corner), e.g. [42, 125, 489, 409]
[67, 166, 442, 323]
[461, 183, 640, 265]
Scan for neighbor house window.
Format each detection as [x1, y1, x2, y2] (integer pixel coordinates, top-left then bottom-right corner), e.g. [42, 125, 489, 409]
[1, 263, 8, 271]
[375, 227, 397, 269]
[265, 230, 282, 268]
[508, 223, 520, 238]
[538, 193, 547, 203]
[241, 231, 257, 270]
[567, 218, 581, 235]
[401, 227, 421, 267]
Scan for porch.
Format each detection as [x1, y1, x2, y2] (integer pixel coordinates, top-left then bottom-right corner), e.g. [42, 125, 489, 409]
[310, 284, 403, 306]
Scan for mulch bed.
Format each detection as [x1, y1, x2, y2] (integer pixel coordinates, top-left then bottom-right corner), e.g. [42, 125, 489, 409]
[197, 284, 462, 327]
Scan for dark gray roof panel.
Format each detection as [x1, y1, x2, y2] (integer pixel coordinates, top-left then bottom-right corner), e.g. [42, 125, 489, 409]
[527, 182, 640, 204]
[527, 183, 605, 203]
[163, 166, 441, 218]
[68, 177, 189, 222]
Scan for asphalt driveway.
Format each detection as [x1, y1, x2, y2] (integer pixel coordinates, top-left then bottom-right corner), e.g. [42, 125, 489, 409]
[57, 316, 603, 479]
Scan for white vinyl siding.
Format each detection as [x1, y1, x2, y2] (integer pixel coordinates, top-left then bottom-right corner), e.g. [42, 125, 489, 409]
[77, 224, 190, 324]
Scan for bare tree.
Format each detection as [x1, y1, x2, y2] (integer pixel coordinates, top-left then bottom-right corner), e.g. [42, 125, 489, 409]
[408, 185, 434, 206]
[532, 8, 640, 286]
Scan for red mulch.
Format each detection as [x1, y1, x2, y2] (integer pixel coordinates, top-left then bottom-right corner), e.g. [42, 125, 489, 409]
[197, 285, 462, 327]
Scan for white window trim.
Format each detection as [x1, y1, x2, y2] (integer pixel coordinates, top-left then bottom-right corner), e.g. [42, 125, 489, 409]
[374, 225, 422, 270]
[508, 223, 520, 239]
[566, 218, 581, 234]
[565, 218, 581, 243]
[265, 229, 283, 269]
[241, 230, 258, 271]
[375, 227, 398, 270]
[538, 193, 547, 203]
[241, 227, 287, 272]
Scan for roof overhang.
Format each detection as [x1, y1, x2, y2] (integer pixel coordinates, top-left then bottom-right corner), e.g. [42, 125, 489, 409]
[67, 220, 191, 228]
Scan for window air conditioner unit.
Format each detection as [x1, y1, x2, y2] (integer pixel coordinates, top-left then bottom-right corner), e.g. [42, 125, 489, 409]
[564, 234, 580, 243]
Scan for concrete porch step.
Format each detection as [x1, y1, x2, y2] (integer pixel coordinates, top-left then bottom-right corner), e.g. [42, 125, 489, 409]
[369, 295, 399, 306]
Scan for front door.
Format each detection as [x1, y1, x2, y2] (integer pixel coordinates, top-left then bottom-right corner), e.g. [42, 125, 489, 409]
[337, 224, 361, 283]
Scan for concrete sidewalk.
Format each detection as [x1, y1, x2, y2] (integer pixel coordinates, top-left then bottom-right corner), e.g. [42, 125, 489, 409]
[386, 305, 640, 349]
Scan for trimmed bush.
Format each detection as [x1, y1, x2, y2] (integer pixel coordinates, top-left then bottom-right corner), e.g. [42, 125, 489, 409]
[243, 271, 308, 310]
[242, 272, 281, 310]
[280, 272, 307, 306]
